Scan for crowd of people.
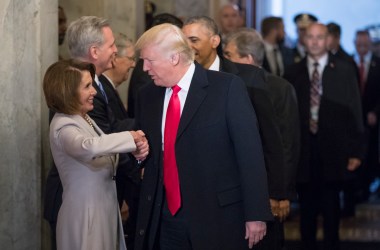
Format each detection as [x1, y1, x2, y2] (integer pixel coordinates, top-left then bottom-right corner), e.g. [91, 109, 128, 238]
[43, 3, 380, 250]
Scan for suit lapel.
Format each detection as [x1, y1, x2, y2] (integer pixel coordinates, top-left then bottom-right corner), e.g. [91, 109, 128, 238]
[147, 86, 166, 157]
[176, 64, 208, 139]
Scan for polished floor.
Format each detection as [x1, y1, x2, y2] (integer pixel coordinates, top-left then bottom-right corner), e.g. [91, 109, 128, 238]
[284, 193, 380, 249]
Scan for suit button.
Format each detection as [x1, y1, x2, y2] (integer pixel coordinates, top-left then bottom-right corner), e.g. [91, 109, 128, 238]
[147, 195, 152, 201]
[139, 229, 145, 236]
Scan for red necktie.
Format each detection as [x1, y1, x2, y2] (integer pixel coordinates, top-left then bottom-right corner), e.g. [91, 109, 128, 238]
[164, 85, 181, 215]
[310, 62, 320, 134]
[359, 56, 365, 95]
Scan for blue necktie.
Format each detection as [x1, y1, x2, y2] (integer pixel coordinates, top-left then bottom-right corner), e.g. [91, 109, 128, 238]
[97, 81, 108, 103]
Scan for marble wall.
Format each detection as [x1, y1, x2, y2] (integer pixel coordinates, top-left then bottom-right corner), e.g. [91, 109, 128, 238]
[0, 0, 57, 249]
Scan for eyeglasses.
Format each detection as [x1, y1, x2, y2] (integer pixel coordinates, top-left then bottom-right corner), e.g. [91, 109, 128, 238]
[125, 55, 136, 62]
[115, 53, 136, 62]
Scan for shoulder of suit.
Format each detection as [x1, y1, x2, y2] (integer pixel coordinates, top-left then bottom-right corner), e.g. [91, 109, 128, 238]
[50, 113, 81, 133]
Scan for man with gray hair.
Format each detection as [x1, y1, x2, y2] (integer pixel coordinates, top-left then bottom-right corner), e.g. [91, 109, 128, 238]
[44, 16, 146, 250]
[134, 23, 272, 250]
[224, 28, 300, 250]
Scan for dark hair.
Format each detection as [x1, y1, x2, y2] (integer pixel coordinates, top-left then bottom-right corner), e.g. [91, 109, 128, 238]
[356, 29, 370, 38]
[149, 13, 183, 29]
[327, 22, 341, 38]
[261, 16, 283, 37]
[184, 16, 220, 36]
[43, 59, 96, 115]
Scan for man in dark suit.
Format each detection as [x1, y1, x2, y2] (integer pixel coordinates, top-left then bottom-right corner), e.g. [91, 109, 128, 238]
[223, 27, 300, 250]
[284, 23, 364, 250]
[326, 22, 359, 217]
[326, 22, 354, 63]
[353, 29, 380, 202]
[134, 23, 272, 250]
[43, 16, 146, 250]
[182, 16, 286, 250]
[261, 16, 295, 76]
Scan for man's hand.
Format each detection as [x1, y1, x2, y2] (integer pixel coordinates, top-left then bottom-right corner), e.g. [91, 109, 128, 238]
[270, 199, 290, 222]
[130, 130, 149, 161]
[278, 200, 290, 222]
[367, 111, 377, 127]
[347, 158, 361, 171]
[269, 199, 279, 217]
[245, 221, 266, 249]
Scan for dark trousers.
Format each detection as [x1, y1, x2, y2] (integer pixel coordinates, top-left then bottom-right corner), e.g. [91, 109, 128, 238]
[254, 218, 284, 250]
[297, 134, 341, 250]
[159, 199, 192, 250]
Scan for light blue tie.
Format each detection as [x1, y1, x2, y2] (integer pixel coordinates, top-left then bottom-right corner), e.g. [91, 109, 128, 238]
[97, 81, 108, 103]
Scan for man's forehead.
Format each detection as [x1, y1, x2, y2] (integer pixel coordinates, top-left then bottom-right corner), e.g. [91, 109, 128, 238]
[184, 23, 212, 36]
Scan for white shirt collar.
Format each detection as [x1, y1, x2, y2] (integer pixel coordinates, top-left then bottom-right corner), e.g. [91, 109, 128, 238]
[94, 75, 101, 86]
[354, 51, 372, 64]
[101, 74, 116, 89]
[171, 62, 195, 93]
[307, 53, 328, 69]
[263, 41, 278, 51]
[208, 55, 221, 71]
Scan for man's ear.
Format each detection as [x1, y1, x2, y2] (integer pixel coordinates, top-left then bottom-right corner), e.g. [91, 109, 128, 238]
[89, 45, 98, 60]
[211, 34, 221, 49]
[247, 54, 255, 65]
[171, 52, 180, 66]
[111, 57, 117, 68]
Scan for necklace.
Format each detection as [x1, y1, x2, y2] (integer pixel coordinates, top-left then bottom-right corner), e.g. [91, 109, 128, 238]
[83, 114, 116, 180]
[83, 115, 95, 130]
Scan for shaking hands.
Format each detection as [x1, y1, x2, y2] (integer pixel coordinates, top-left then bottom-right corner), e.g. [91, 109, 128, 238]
[130, 130, 149, 161]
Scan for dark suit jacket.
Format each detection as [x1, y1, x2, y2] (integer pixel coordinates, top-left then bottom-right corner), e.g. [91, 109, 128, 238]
[100, 75, 129, 119]
[292, 46, 304, 65]
[128, 59, 152, 118]
[264, 72, 300, 200]
[262, 45, 295, 76]
[134, 63, 272, 250]
[43, 76, 137, 224]
[220, 58, 286, 200]
[362, 55, 380, 120]
[284, 54, 365, 183]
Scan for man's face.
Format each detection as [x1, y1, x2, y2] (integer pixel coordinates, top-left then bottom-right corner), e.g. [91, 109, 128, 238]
[326, 34, 339, 51]
[182, 22, 219, 69]
[114, 45, 136, 84]
[140, 44, 176, 88]
[355, 33, 371, 57]
[219, 5, 240, 34]
[276, 21, 285, 44]
[223, 41, 250, 65]
[58, 8, 67, 45]
[305, 24, 328, 59]
[96, 26, 117, 74]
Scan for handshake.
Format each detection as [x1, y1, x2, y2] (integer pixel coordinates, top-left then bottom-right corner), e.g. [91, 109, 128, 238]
[130, 130, 149, 162]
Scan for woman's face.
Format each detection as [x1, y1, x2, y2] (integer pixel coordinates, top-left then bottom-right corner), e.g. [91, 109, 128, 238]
[78, 70, 97, 116]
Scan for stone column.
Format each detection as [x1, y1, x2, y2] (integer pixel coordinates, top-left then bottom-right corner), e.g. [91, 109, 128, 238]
[0, 0, 57, 249]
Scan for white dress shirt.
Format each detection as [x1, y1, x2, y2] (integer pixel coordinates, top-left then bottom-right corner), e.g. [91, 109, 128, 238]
[161, 63, 195, 149]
